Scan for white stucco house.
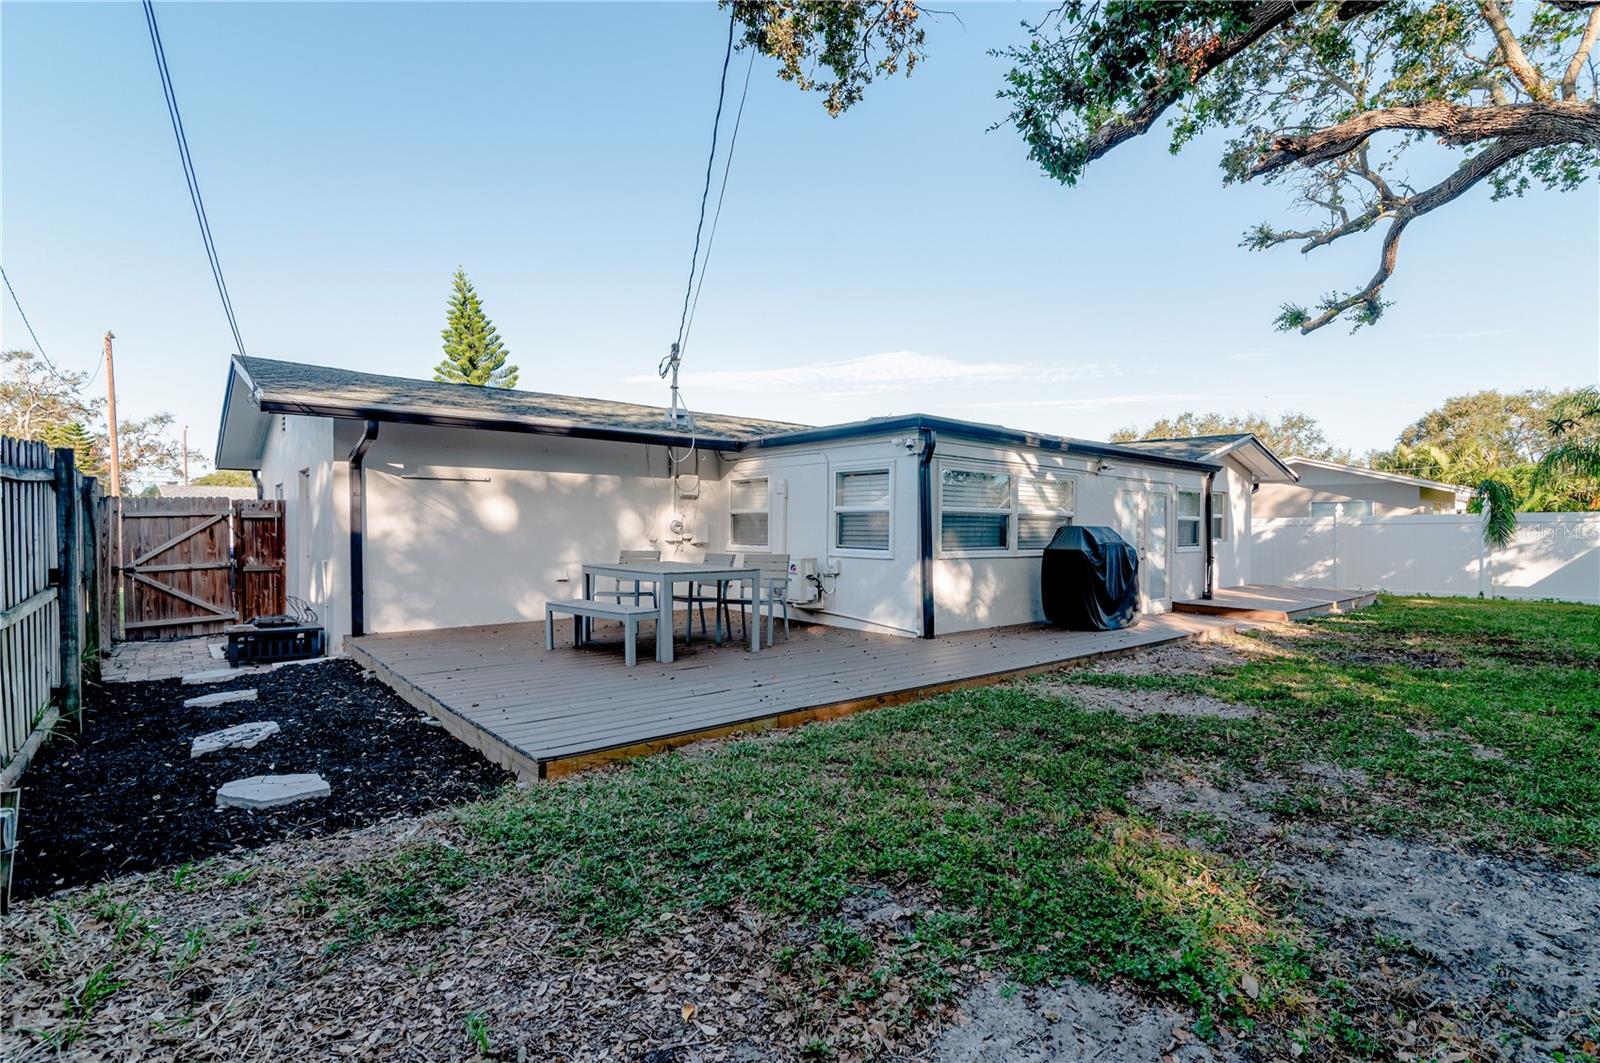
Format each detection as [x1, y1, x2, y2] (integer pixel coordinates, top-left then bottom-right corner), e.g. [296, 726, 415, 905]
[214, 357, 1298, 645]
[1255, 456, 1472, 518]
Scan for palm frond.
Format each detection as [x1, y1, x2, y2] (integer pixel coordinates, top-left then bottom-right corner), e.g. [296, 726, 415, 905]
[1533, 441, 1600, 493]
[1545, 386, 1599, 438]
[1475, 478, 1519, 549]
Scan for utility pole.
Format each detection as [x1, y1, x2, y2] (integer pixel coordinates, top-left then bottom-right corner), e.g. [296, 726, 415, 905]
[103, 330, 121, 496]
[182, 425, 189, 484]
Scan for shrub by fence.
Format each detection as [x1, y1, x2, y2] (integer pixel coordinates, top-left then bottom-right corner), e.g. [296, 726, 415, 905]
[1, 436, 99, 789]
[1253, 512, 1600, 605]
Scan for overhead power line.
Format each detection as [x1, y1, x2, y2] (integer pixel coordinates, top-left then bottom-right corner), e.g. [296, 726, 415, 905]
[1, 266, 52, 366]
[681, 44, 756, 355]
[141, 0, 248, 359]
[670, 10, 739, 361]
[0, 265, 79, 388]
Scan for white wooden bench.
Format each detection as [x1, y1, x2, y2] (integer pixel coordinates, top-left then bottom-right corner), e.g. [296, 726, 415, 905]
[545, 599, 658, 667]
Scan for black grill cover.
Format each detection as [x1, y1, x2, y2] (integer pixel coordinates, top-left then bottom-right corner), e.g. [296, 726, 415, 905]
[1040, 525, 1139, 630]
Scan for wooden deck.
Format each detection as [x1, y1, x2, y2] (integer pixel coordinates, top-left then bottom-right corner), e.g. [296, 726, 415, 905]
[347, 612, 1238, 780]
[1173, 584, 1376, 623]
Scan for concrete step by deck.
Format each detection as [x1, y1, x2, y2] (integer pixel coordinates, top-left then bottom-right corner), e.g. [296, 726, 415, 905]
[183, 667, 242, 686]
[191, 721, 280, 758]
[183, 689, 259, 709]
[182, 658, 329, 686]
[216, 773, 330, 810]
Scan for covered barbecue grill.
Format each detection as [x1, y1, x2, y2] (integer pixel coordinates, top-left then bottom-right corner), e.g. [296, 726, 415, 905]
[1040, 525, 1139, 630]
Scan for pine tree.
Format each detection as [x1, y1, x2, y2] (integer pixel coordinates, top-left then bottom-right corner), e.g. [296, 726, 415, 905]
[39, 420, 105, 477]
[434, 268, 518, 389]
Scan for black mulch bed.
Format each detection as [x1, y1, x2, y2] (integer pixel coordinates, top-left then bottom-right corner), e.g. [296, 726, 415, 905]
[12, 658, 513, 901]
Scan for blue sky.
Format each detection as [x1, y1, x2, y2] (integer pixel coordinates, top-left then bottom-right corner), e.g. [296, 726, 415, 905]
[4, 1, 1596, 471]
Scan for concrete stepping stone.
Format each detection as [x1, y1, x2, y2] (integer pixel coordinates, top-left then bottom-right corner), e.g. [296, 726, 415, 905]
[183, 688, 258, 709]
[182, 667, 240, 686]
[191, 721, 280, 758]
[217, 773, 330, 810]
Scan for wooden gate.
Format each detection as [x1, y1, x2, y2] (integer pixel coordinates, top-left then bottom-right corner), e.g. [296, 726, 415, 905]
[108, 496, 285, 640]
[233, 499, 286, 626]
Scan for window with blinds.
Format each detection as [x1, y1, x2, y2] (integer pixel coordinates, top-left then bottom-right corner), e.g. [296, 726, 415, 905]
[1211, 491, 1227, 541]
[728, 477, 769, 548]
[938, 467, 1077, 554]
[940, 468, 1011, 551]
[1176, 490, 1202, 547]
[1018, 477, 1075, 550]
[833, 469, 891, 552]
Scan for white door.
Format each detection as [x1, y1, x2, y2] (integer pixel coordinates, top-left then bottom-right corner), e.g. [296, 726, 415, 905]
[1114, 489, 1172, 611]
[1145, 491, 1170, 605]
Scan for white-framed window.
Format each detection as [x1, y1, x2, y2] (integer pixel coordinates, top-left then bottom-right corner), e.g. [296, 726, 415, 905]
[728, 477, 770, 548]
[833, 467, 892, 554]
[1176, 490, 1203, 549]
[1310, 499, 1373, 518]
[1018, 476, 1076, 551]
[938, 465, 1077, 555]
[1211, 491, 1228, 541]
[940, 467, 1011, 552]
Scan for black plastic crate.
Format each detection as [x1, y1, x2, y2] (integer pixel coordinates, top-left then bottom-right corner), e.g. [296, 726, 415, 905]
[226, 623, 326, 667]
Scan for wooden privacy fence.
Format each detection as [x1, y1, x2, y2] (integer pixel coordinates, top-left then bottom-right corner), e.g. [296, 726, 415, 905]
[2, 436, 98, 789]
[104, 496, 285, 640]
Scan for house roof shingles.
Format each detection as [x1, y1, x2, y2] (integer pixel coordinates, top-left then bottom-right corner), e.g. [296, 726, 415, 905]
[238, 356, 808, 444]
[1115, 434, 1257, 461]
[221, 356, 1227, 473]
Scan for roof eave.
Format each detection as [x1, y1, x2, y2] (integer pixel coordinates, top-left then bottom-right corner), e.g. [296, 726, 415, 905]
[255, 396, 748, 452]
[744, 415, 1222, 473]
[1287, 455, 1467, 493]
[1207, 436, 1298, 483]
[214, 356, 272, 470]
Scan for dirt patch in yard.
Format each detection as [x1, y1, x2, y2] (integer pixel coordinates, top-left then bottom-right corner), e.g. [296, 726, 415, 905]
[1059, 635, 1262, 677]
[2, 823, 972, 1062]
[930, 979, 1243, 1062]
[11, 660, 511, 900]
[1040, 683, 1258, 721]
[1132, 773, 1600, 1062]
[1278, 828, 1600, 1061]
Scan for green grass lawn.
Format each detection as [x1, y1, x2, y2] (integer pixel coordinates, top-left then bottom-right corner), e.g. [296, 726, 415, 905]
[284, 596, 1600, 1054]
[1194, 595, 1598, 857]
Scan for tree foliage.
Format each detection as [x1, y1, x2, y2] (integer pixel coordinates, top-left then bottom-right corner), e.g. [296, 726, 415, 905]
[1111, 409, 1352, 460]
[0, 348, 193, 489]
[193, 469, 255, 487]
[1369, 386, 1598, 509]
[1, 349, 102, 443]
[435, 268, 518, 389]
[733, 0, 1600, 333]
[1370, 384, 1600, 543]
[729, 0, 925, 116]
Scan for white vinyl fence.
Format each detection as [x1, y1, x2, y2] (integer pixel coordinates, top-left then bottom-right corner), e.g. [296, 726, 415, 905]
[1253, 512, 1600, 605]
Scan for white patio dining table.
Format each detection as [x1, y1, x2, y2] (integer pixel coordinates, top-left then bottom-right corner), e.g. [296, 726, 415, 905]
[579, 559, 762, 663]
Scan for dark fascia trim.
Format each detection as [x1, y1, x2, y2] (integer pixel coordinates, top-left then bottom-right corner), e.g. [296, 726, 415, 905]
[917, 428, 937, 639]
[348, 419, 380, 638]
[744, 414, 1222, 474]
[241, 394, 1220, 473]
[258, 397, 748, 452]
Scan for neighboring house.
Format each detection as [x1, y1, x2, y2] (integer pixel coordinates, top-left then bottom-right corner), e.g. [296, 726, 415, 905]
[153, 483, 258, 500]
[214, 357, 1298, 645]
[1256, 456, 1472, 518]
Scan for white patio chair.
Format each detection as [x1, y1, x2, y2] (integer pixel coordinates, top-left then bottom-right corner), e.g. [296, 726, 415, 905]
[672, 552, 734, 642]
[727, 553, 791, 644]
[593, 549, 660, 607]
